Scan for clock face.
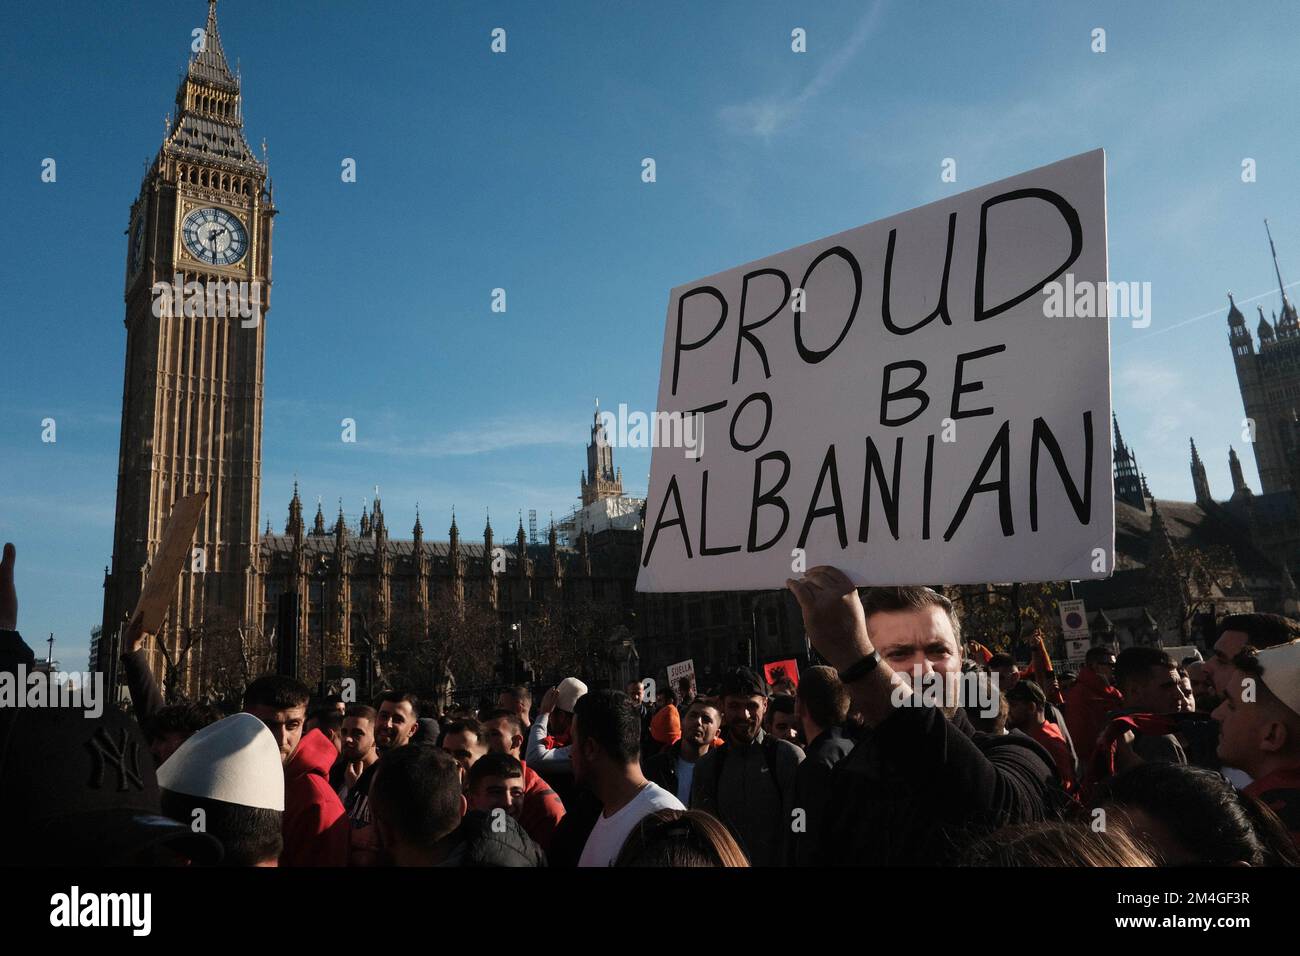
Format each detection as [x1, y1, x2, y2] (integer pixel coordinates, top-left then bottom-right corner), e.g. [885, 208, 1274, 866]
[128, 214, 145, 276]
[181, 207, 248, 266]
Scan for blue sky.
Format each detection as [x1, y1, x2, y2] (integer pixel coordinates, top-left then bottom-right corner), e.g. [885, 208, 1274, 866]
[2, 0, 1299, 674]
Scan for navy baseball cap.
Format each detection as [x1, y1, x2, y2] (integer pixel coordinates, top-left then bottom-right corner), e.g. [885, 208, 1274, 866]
[0, 704, 223, 865]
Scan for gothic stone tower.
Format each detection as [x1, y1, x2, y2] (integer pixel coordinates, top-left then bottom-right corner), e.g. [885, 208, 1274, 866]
[581, 399, 624, 506]
[100, 1, 275, 691]
[1229, 222, 1300, 495]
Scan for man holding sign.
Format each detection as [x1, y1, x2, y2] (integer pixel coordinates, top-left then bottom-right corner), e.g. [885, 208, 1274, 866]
[116, 492, 213, 753]
[787, 566, 1062, 864]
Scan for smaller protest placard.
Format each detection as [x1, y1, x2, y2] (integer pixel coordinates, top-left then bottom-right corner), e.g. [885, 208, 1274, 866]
[131, 492, 208, 634]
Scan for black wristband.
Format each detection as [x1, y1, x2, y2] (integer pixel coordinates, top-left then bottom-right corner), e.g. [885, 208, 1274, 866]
[838, 651, 881, 684]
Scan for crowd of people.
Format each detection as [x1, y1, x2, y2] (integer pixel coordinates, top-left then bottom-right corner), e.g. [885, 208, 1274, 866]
[3, 544, 1300, 867]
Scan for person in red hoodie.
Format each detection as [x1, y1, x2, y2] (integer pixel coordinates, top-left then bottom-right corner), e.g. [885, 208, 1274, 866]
[1006, 680, 1078, 796]
[1062, 645, 1121, 765]
[244, 675, 349, 867]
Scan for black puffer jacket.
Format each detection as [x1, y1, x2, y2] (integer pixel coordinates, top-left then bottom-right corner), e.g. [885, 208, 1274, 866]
[437, 810, 547, 867]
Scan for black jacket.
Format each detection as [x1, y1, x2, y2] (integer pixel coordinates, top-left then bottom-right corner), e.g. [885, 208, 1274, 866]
[0, 630, 35, 675]
[546, 787, 602, 868]
[437, 810, 547, 867]
[120, 648, 164, 726]
[635, 703, 655, 760]
[690, 730, 804, 867]
[819, 705, 1063, 865]
[644, 740, 707, 805]
[789, 725, 855, 866]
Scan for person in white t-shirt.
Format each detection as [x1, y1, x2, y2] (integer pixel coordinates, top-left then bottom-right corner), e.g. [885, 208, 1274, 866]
[574, 689, 684, 867]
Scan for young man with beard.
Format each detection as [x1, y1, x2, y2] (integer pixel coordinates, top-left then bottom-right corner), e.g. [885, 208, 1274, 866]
[1005, 680, 1077, 795]
[480, 708, 565, 849]
[1186, 660, 1217, 712]
[786, 567, 1058, 866]
[766, 694, 803, 747]
[644, 698, 722, 805]
[1108, 647, 1189, 769]
[689, 668, 803, 867]
[345, 691, 419, 866]
[243, 675, 349, 866]
[330, 704, 378, 802]
[1202, 616, 1300, 787]
[441, 717, 489, 785]
[1213, 640, 1300, 848]
[1205, 614, 1300, 697]
[1062, 646, 1121, 766]
[626, 678, 656, 756]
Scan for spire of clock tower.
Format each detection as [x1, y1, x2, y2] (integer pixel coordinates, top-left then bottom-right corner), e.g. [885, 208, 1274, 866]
[190, 2, 237, 89]
[162, 0, 261, 170]
[100, 1, 276, 697]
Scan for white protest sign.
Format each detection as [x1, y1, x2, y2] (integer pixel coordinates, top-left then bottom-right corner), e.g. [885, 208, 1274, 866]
[1058, 598, 1090, 640]
[637, 150, 1112, 592]
[667, 658, 696, 696]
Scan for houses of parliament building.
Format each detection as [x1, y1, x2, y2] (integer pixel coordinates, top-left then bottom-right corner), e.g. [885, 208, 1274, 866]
[96, 3, 1300, 699]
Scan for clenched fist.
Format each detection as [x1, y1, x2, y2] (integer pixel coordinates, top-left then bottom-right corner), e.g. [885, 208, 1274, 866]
[786, 565, 874, 672]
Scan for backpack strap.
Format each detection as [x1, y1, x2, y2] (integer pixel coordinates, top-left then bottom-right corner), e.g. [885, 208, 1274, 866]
[762, 735, 784, 806]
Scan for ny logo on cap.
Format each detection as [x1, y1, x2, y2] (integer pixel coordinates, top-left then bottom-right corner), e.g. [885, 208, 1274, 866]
[86, 726, 144, 792]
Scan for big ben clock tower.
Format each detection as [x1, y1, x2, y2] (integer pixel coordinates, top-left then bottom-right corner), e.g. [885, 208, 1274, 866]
[100, 0, 275, 694]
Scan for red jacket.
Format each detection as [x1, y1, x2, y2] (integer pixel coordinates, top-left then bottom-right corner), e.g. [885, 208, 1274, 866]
[1244, 765, 1300, 850]
[282, 729, 349, 867]
[1024, 719, 1078, 796]
[1063, 667, 1123, 766]
[1084, 713, 1177, 802]
[518, 760, 565, 851]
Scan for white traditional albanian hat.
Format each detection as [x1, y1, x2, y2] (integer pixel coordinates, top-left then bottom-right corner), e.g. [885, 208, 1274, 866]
[156, 712, 285, 812]
[557, 677, 588, 712]
[1258, 641, 1300, 719]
